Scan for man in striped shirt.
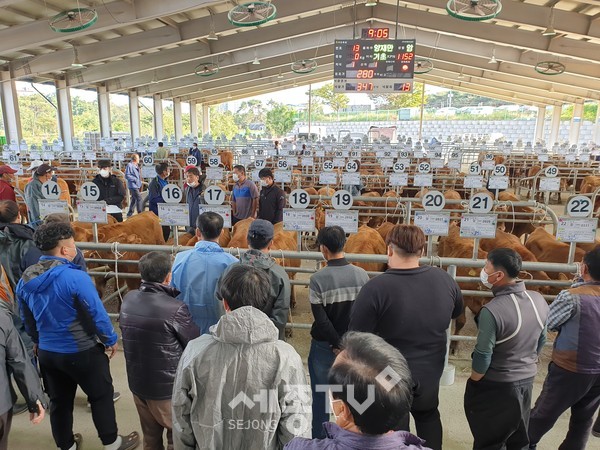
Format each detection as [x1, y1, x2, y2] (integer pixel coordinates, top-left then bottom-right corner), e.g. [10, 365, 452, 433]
[308, 226, 370, 439]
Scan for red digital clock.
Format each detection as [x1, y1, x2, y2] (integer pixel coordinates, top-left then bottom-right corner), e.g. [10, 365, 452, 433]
[361, 28, 390, 39]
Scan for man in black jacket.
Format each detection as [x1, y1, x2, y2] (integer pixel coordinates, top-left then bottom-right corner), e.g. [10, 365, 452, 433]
[257, 168, 285, 224]
[93, 160, 126, 222]
[119, 251, 199, 450]
[349, 224, 463, 450]
[0, 200, 36, 290]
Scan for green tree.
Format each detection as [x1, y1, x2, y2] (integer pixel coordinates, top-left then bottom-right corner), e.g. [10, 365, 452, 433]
[265, 101, 296, 137]
[368, 82, 427, 109]
[311, 83, 349, 113]
[209, 106, 239, 139]
[18, 93, 58, 142]
[235, 99, 266, 130]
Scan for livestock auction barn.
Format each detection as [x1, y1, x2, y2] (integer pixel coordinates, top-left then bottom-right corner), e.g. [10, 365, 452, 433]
[1, 1, 599, 449]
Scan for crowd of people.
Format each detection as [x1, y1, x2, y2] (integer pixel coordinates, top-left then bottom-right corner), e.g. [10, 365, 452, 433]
[0, 147, 599, 449]
[1, 143, 288, 243]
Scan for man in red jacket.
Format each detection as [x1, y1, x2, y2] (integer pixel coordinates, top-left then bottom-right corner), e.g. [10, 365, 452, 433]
[0, 166, 17, 202]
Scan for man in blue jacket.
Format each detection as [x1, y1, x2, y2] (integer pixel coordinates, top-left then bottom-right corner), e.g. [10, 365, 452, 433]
[171, 212, 237, 333]
[125, 154, 143, 218]
[17, 222, 139, 450]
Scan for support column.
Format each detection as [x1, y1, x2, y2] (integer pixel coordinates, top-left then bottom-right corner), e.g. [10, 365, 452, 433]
[0, 71, 23, 144]
[550, 105, 562, 145]
[593, 102, 600, 145]
[569, 100, 584, 145]
[97, 85, 111, 138]
[55, 79, 74, 153]
[128, 90, 141, 141]
[153, 94, 164, 141]
[190, 101, 199, 138]
[534, 106, 546, 143]
[202, 103, 210, 136]
[173, 98, 183, 141]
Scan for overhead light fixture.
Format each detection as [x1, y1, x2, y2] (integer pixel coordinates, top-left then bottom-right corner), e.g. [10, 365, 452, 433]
[207, 12, 218, 40]
[365, 0, 378, 6]
[458, 68, 465, 79]
[150, 70, 159, 84]
[252, 49, 260, 65]
[71, 47, 86, 69]
[488, 48, 497, 64]
[542, 8, 557, 36]
[277, 71, 284, 79]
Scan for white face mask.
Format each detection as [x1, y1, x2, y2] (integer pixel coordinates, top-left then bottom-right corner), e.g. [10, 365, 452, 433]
[99, 169, 111, 178]
[260, 180, 268, 187]
[328, 393, 342, 423]
[188, 181, 199, 188]
[232, 173, 240, 182]
[480, 268, 499, 289]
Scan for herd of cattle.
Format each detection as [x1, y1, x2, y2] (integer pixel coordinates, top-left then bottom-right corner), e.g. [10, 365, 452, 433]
[3, 148, 600, 342]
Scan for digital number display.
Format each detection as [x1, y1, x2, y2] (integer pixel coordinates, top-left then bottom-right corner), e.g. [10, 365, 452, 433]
[361, 28, 390, 39]
[334, 38, 416, 93]
[343, 81, 413, 92]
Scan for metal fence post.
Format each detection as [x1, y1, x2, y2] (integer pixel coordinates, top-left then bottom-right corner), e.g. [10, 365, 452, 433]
[441, 264, 457, 386]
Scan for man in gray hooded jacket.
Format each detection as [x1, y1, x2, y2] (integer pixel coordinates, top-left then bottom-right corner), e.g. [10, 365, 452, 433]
[216, 219, 290, 339]
[172, 264, 310, 450]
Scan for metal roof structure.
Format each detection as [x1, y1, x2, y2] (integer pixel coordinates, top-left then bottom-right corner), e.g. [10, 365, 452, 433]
[0, 0, 599, 107]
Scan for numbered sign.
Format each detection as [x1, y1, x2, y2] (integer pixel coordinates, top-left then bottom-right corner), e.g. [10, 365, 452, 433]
[277, 159, 289, 170]
[80, 182, 100, 201]
[161, 184, 182, 204]
[544, 165, 559, 178]
[41, 181, 60, 200]
[422, 190, 446, 212]
[204, 186, 225, 205]
[418, 162, 431, 174]
[484, 153, 494, 161]
[210, 148, 219, 156]
[469, 163, 481, 176]
[8, 154, 18, 164]
[289, 189, 310, 209]
[493, 164, 507, 177]
[331, 190, 353, 210]
[143, 155, 154, 166]
[469, 192, 494, 214]
[186, 156, 197, 166]
[393, 162, 406, 173]
[566, 196, 593, 218]
[323, 160, 334, 172]
[208, 155, 221, 167]
[255, 159, 266, 170]
[346, 160, 359, 173]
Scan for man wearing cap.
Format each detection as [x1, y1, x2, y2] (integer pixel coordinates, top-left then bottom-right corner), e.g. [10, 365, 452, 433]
[184, 166, 206, 236]
[0, 166, 17, 202]
[217, 219, 290, 339]
[257, 168, 286, 225]
[93, 160, 126, 223]
[125, 154, 142, 218]
[24, 163, 54, 228]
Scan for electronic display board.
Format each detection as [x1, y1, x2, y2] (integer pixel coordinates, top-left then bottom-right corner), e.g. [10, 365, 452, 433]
[333, 38, 416, 93]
